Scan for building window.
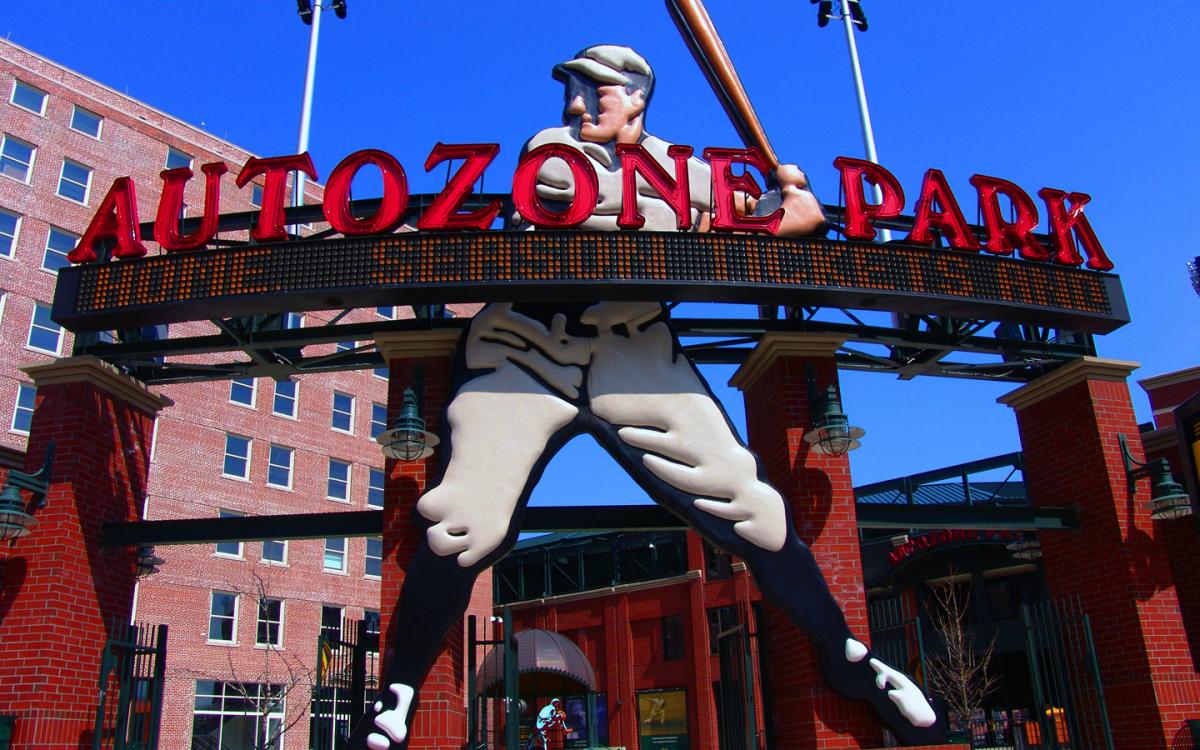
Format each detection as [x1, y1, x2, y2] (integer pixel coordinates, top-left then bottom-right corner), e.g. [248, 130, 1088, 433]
[321, 605, 343, 642]
[256, 598, 284, 647]
[365, 537, 383, 578]
[367, 467, 385, 508]
[165, 147, 193, 170]
[0, 135, 35, 183]
[250, 183, 263, 208]
[267, 445, 294, 489]
[282, 312, 304, 329]
[706, 606, 739, 654]
[662, 614, 685, 661]
[10, 80, 47, 115]
[42, 227, 77, 273]
[192, 681, 286, 750]
[229, 377, 256, 407]
[27, 302, 62, 354]
[222, 433, 251, 480]
[363, 609, 380, 638]
[69, 105, 103, 138]
[336, 340, 356, 352]
[0, 209, 21, 258]
[0, 290, 6, 326]
[271, 379, 297, 418]
[323, 538, 346, 572]
[331, 391, 354, 433]
[327, 459, 351, 501]
[376, 306, 395, 319]
[215, 509, 244, 557]
[373, 366, 388, 380]
[704, 540, 734, 581]
[11, 383, 35, 434]
[261, 539, 287, 565]
[56, 159, 92, 204]
[370, 402, 387, 439]
[209, 591, 238, 642]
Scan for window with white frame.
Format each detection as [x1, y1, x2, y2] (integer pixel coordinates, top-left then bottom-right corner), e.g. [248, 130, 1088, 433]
[0, 134, 35, 183]
[56, 159, 92, 204]
[165, 146, 193, 170]
[271, 379, 297, 418]
[261, 539, 287, 565]
[250, 183, 263, 208]
[267, 445, 294, 489]
[323, 538, 346, 572]
[327, 459, 351, 501]
[222, 433, 252, 480]
[331, 391, 354, 433]
[282, 312, 303, 329]
[215, 509, 244, 557]
[373, 366, 388, 380]
[336, 340, 356, 352]
[370, 402, 387, 439]
[192, 681, 285, 750]
[11, 383, 35, 434]
[69, 105, 102, 138]
[229, 377, 256, 407]
[376, 306, 395, 319]
[363, 609, 380, 637]
[0, 290, 6, 326]
[27, 302, 62, 354]
[256, 598, 284, 647]
[366, 537, 383, 578]
[10, 81, 46, 115]
[0, 209, 20, 258]
[42, 227, 77, 273]
[368, 467, 385, 508]
[208, 591, 238, 642]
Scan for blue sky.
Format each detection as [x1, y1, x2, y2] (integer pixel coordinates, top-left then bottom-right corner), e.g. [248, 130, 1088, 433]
[5, 1, 1198, 500]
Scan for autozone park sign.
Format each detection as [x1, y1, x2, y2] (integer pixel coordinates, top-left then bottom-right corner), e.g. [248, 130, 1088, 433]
[52, 145, 1128, 334]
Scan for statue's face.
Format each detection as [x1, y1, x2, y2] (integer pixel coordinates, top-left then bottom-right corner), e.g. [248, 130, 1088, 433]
[563, 81, 645, 145]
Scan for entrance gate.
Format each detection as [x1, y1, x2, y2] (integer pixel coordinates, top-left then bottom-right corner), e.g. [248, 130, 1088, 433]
[715, 622, 757, 750]
[310, 620, 379, 750]
[92, 623, 167, 750]
[1021, 597, 1114, 750]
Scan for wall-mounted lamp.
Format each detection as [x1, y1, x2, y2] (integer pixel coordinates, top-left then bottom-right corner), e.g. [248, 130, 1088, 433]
[1006, 535, 1042, 561]
[136, 546, 165, 577]
[803, 365, 864, 456]
[0, 442, 55, 542]
[1118, 434, 1192, 520]
[377, 387, 439, 461]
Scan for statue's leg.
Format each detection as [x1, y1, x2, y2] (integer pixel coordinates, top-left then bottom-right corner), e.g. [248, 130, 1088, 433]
[585, 321, 945, 746]
[350, 364, 579, 750]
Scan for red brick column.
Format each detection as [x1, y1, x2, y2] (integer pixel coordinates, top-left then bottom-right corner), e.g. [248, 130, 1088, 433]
[999, 357, 1200, 750]
[0, 357, 170, 749]
[376, 331, 492, 750]
[730, 333, 876, 749]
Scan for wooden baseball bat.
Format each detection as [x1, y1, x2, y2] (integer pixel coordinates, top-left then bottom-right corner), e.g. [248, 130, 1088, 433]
[666, 0, 780, 171]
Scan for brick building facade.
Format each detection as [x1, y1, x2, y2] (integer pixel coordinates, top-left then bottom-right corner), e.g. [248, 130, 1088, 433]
[0, 37, 483, 749]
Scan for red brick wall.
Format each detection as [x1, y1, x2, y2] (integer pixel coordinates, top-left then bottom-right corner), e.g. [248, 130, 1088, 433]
[1011, 374, 1200, 750]
[0, 375, 154, 748]
[740, 353, 877, 749]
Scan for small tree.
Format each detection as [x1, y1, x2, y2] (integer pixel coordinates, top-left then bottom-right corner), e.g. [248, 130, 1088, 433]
[925, 575, 1000, 732]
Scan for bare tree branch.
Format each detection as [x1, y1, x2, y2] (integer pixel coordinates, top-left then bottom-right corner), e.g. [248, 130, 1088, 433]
[925, 571, 1002, 731]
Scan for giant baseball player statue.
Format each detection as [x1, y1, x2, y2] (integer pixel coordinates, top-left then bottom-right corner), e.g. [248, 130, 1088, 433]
[351, 45, 945, 749]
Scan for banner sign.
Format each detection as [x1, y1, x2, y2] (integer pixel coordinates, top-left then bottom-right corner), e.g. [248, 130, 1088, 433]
[53, 231, 1126, 333]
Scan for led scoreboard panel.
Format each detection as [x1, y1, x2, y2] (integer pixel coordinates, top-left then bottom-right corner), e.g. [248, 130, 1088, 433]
[52, 232, 1128, 333]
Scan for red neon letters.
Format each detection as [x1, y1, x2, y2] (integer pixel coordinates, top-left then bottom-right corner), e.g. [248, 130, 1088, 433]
[833, 156, 905, 241]
[236, 153, 318, 243]
[416, 143, 502, 231]
[323, 149, 409, 236]
[154, 162, 229, 251]
[71, 145, 1114, 273]
[512, 144, 599, 229]
[70, 177, 147, 263]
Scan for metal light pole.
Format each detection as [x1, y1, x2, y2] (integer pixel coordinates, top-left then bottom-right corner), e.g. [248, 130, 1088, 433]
[292, 1, 346, 233]
[815, 0, 891, 241]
